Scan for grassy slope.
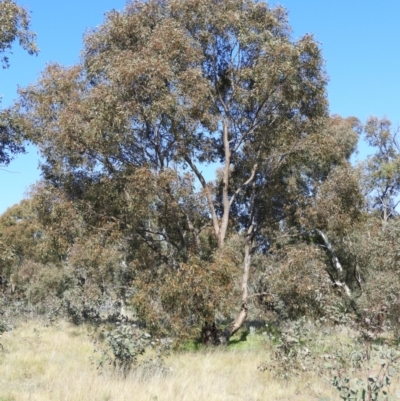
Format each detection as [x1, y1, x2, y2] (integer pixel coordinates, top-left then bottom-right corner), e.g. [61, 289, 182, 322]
[0, 320, 339, 401]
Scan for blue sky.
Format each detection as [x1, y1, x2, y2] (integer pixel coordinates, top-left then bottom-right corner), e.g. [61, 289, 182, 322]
[1, 0, 399, 214]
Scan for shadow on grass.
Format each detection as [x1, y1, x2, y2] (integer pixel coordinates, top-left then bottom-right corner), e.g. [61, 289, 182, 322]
[180, 331, 250, 351]
[228, 331, 249, 346]
[180, 320, 269, 351]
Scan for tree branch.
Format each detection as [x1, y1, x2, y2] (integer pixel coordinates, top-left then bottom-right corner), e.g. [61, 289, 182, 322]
[229, 160, 258, 207]
[315, 229, 352, 297]
[183, 155, 220, 239]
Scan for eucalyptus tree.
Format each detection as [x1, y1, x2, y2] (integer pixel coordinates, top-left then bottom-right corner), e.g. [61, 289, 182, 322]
[16, 0, 359, 340]
[0, 199, 44, 294]
[0, 0, 37, 167]
[363, 117, 400, 222]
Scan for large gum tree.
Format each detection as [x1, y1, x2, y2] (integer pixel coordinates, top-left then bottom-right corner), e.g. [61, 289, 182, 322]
[16, 0, 358, 341]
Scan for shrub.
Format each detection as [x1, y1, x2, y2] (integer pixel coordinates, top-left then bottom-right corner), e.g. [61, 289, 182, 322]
[94, 319, 170, 376]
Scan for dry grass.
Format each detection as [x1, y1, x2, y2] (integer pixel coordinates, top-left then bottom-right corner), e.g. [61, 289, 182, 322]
[0, 320, 338, 401]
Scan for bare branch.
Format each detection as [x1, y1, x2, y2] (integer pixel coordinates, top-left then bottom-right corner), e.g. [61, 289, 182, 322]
[229, 160, 258, 207]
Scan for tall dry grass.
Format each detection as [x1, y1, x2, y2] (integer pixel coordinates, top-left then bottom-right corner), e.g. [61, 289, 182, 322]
[0, 320, 338, 401]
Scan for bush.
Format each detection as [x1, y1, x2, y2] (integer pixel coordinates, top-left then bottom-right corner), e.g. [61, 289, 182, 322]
[331, 343, 400, 401]
[259, 317, 400, 400]
[0, 309, 12, 350]
[94, 319, 170, 376]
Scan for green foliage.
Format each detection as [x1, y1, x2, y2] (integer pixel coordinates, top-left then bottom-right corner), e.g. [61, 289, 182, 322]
[349, 218, 400, 334]
[94, 320, 170, 375]
[0, 0, 37, 166]
[0, 0, 38, 68]
[0, 320, 10, 335]
[259, 316, 400, 400]
[132, 239, 242, 341]
[13, 0, 334, 341]
[331, 343, 400, 401]
[362, 117, 400, 221]
[0, 304, 12, 350]
[251, 242, 354, 322]
[3, 0, 397, 354]
[0, 200, 48, 298]
[258, 317, 320, 379]
[25, 264, 73, 303]
[0, 109, 25, 166]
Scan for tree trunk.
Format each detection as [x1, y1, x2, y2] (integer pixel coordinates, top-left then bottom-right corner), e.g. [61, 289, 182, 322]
[201, 322, 228, 346]
[227, 233, 252, 338]
[200, 234, 254, 345]
[218, 119, 231, 248]
[197, 119, 259, 344]
[119, 293, 127, 317]
[206, 226, 255, 345]
[315, 229, 352, 297]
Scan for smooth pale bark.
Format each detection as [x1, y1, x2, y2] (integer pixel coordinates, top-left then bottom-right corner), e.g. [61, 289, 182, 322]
[9, 274, 16, 294]
[383, 196, 388, 222]
[315, 229, 352, 297]
[185, 120, 232, 248]
[227, 229, 254, 338]
[186, 118, 260, 343]
[119, 295, 127, 317]
[225, 184, 257, 341]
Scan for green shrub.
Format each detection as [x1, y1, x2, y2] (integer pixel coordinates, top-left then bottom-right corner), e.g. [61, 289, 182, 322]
[94, 320, 170, 375]
[331, 343, 400, 401]
[259, 317, 400, 400]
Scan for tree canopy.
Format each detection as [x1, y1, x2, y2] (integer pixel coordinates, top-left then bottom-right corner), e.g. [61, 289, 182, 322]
[13, 0, 367, 341]
[0, 0, 37, 167]
[5, 0, 397, 343]
[362, 116, 400, 222]
[0, 0, 38, 68]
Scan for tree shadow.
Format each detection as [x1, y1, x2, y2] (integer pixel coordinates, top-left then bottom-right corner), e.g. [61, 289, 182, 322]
[228, 330, 249, 346]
